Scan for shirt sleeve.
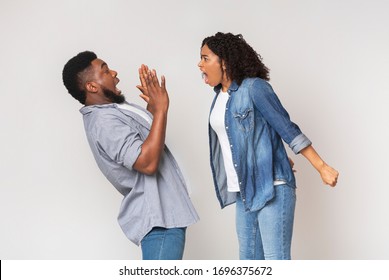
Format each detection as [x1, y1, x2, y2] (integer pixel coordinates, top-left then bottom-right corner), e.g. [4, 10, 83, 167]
[250, 79, 312, 154]
[93, 114, 143, 170]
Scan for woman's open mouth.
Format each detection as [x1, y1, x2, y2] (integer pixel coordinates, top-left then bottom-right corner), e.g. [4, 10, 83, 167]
[201, 72, 209, 84]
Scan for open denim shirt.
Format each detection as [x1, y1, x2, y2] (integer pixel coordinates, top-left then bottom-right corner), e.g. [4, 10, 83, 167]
[209, 78, 312, 212]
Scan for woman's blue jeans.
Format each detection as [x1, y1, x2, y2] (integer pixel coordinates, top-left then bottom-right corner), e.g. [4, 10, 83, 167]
[140, 227, 186, 260]
[235, 184, 296, 260]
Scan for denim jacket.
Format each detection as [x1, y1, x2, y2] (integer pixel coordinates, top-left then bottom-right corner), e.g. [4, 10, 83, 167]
[209, 78, 312, 212]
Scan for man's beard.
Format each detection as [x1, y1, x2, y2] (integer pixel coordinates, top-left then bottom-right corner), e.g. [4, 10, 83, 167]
[102, 87, 126, 104]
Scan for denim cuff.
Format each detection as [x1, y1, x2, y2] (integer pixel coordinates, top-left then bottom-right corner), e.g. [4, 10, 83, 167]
[289, 133, 312, 154]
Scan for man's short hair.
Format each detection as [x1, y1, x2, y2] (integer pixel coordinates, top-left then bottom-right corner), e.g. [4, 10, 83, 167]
[62, 51, 97, 104]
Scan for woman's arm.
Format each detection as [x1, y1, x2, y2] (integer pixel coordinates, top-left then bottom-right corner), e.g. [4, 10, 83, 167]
[300, 145, 339, 187]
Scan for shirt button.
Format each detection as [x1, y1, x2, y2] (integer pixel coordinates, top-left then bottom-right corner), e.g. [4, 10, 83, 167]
[226, 126, 229, 129]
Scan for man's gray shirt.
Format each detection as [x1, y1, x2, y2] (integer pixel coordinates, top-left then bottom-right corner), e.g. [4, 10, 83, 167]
[80, 102, 199, 245]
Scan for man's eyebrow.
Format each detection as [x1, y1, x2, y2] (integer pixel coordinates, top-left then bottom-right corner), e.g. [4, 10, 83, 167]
[101, 62, 108, 69]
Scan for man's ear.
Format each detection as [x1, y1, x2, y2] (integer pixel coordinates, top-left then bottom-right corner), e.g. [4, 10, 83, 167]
[85, 81, 98, 93]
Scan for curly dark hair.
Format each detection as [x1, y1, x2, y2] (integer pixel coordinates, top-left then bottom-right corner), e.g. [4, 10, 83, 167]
[201, 32, 269, 85]
[62, 51, 97, 104]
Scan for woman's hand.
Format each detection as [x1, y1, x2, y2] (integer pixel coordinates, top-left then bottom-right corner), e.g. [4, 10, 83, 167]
[288, 157, 296, 172]
[318, 163, 339, 187]
[300, 145, 339, 187]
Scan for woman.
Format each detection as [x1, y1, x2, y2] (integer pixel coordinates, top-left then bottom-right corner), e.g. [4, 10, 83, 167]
[198, 32, 339, 260]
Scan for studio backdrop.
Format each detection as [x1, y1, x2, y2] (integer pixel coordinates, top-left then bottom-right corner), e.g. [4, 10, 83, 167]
[1, 0, 388, 259]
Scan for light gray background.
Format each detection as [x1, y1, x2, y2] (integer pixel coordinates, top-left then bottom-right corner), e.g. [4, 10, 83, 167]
[1, 0, 388, 259]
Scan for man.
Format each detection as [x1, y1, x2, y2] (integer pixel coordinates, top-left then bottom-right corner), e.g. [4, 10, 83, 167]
[62, 51, 199, 260]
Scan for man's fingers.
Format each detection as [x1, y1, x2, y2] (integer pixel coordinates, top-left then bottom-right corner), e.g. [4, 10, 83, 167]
[136, 85, 147, 95]
[161, 75, 166, 90]
[147, 70, 160, 90]
[138, 68, 146, 87]
[139, 94, 150, 103]
[143, 68, 166, 95]
[142, 64, 149, 74]
[145, 70, 153, 88]
[139, 64, 150, 89]
[151, 69, 160, 87]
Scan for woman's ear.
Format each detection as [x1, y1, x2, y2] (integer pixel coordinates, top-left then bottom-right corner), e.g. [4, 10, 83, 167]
[222, 61, 226, 70]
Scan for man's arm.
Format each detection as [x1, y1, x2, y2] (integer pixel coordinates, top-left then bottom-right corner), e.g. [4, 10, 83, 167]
[133, 67, 169, 175]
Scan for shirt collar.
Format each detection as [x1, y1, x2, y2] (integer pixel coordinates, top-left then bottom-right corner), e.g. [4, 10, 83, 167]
[213, 81, 239, 94]
[79, 103, 117, 115]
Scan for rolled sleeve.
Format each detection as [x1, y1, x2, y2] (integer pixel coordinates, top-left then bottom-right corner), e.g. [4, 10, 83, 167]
[122, 138, 142, 170]
[95, 116, 143, 171]
[250, 79, 311, 152]
[289, 133, 312, 154]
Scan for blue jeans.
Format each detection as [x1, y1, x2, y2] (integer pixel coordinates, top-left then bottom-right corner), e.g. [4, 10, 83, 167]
[235, 184, 296, 260]
[140, 227, 186, 260]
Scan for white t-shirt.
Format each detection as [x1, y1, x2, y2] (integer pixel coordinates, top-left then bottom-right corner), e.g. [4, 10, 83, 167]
[117, 102, 152, 124]
[210, 91, 240, 192]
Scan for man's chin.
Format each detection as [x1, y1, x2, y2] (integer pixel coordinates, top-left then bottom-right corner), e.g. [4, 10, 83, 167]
[102, 87, 126, 104]
[114, 94, 126, 104]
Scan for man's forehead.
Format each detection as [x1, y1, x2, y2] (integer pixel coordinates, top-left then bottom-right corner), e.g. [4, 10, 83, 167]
[91, 58, 107, 68]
